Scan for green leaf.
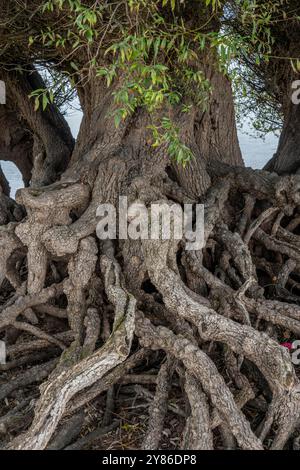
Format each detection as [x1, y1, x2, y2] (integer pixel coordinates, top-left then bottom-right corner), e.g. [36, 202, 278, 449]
[70, 61, 79, 71]
[42, 94, 49, 111]
[34, 97, 40, 112]
[114, 113, 122, 128]
[85, 29, 94, 42]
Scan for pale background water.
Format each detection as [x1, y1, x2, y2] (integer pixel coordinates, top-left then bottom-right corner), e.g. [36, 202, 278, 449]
[1, 111, 280, 198]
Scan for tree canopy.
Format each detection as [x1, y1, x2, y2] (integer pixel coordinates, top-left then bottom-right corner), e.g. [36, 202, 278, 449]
[1, 0, 299, 157]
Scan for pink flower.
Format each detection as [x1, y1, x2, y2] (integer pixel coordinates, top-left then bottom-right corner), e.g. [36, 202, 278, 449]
[281, 342, 293, 350]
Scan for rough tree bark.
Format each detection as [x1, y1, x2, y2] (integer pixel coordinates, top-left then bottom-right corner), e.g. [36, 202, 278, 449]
[265, 95, 300, 174]
[0, 67, 74, 187]
[257, 1, 300, 175]
[0, 105, 33, 187]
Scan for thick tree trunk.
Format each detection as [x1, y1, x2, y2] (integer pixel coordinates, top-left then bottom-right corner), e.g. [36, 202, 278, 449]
[194, 69, 243, 166]
[171, 68, 243, 195]
[0, 105, 33, 186]
[264, 96, 300, 174]
[1, 67, 74, 186]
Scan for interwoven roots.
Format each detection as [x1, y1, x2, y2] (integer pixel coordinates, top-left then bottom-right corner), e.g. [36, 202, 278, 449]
[1, 164, 300, 450]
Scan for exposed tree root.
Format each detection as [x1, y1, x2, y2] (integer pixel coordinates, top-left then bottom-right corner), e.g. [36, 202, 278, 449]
[46, 411, 85, 450]
[181, 373, 213, 450]
[2, 162, 300, 450]
[142, 354, 175, 450]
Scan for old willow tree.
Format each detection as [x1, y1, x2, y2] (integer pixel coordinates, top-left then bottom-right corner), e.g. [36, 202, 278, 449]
[1, 0, 300, 451]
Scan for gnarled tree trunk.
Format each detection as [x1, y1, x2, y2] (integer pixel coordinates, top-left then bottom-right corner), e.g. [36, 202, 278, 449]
[1, 51, 300, 452]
